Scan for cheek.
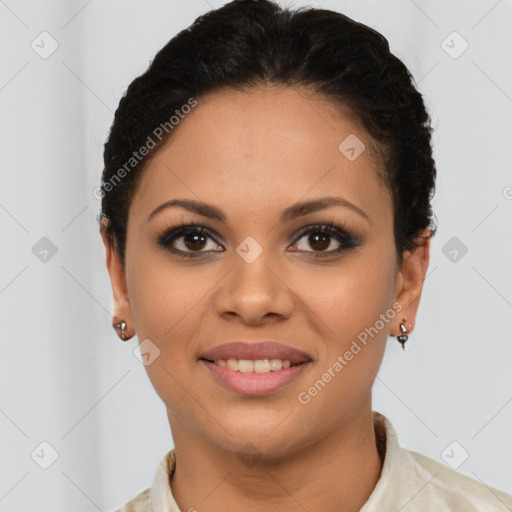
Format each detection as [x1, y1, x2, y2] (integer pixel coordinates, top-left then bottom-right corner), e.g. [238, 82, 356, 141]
[127, 246, 207, 344]
[127, 265, 200, 410]
[299, 252, 397, 344]
[296, 246, 397, 399]
[126, 246, 216, 393]
[293, 263, 394, 436]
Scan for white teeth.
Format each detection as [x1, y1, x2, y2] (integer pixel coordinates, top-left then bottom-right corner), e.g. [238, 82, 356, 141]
[226, 358, 239, 371]
[214, 358, 294, 372]
[238, 359, 254, 373]
[269, 359, 282, 370]
[254, 359, 270, 373]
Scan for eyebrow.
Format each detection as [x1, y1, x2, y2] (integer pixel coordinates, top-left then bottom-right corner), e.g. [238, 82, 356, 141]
[147, 196, 370, 225]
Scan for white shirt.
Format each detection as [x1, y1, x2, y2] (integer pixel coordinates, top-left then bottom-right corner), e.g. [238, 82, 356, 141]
[112, 411, 512, 511]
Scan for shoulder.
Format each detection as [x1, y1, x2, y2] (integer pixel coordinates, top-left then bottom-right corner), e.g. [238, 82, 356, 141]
[108, 449, 178, 512]
[110, 487, 151, 512]
[368, 412, 512, 511]
[404, 447, 512, 511]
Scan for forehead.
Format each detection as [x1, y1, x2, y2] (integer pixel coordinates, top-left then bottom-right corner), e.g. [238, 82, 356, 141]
[131, 86, 391, 226]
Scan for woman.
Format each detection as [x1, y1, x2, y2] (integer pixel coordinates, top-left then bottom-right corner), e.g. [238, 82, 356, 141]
[99, 1, 512, 510]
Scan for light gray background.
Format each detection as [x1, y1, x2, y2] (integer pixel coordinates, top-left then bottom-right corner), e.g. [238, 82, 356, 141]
[1, 0, 511, 510]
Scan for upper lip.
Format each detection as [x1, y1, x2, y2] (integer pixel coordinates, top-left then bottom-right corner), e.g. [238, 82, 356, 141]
[200, 341, 312, 364]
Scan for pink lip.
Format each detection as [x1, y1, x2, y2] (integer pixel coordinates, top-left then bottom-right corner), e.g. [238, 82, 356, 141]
[199, 341, 312, 364]
[201, 360, 312, 396]
[199, 341, 313, 396]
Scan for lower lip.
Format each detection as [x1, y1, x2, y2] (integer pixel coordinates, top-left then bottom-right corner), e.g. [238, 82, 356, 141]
[200, 359, 312, 396]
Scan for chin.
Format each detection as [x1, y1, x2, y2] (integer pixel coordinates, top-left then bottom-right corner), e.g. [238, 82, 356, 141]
[204, 413, 310, 458]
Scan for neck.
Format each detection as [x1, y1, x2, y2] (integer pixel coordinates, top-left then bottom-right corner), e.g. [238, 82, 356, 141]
[168, 405, 384, 512]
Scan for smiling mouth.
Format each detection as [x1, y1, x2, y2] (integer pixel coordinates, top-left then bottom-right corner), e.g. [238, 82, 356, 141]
[199, 357, 308, 373]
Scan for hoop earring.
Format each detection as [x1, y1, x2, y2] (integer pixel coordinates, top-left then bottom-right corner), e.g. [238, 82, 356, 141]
[397, 320, 408, 351]
[113, 319, 128, 341]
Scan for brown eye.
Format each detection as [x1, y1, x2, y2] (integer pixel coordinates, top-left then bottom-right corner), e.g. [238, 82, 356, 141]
[158, 225, 223, 257]
[292, 230, 341, 254]
[182, 232, 208, 251]
[288, 223, 361, 257]
[306, 232, 333, 252]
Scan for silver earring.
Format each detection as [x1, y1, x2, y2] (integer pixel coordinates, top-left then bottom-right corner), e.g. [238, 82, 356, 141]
[113, 320, 128, 341]
[397, 321, 408, 351]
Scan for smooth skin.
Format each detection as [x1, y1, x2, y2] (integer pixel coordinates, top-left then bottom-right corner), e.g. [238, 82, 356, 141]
[102, 85, 430, 512]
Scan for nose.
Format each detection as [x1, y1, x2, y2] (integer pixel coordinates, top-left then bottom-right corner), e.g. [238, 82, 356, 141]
[213, 248, 295, 326]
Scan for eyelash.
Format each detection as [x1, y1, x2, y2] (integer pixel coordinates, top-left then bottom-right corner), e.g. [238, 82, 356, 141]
[157, 220, 362, 259]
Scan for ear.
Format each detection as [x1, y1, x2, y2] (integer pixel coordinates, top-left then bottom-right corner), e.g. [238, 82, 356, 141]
[100, 217, 135, 338]
[392, 228, 431, 336]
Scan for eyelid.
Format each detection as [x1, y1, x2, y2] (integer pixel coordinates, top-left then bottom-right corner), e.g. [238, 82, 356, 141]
[157, 222, 221, 248]
[290, 221, 361, 244]
[157, 219, 362, 258]
[289, 223, 362, 255]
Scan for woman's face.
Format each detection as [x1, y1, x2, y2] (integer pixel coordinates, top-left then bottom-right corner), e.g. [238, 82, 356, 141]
[104, 86, 428, 457]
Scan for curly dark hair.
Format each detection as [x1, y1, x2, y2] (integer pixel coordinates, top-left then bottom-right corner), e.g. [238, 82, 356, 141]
[99, 0, 437, 269]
